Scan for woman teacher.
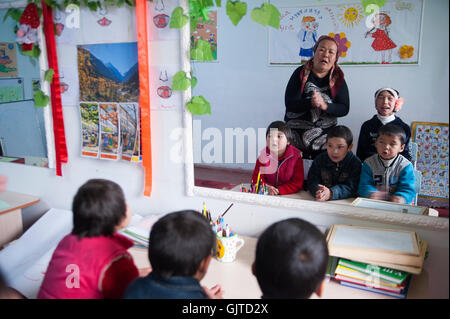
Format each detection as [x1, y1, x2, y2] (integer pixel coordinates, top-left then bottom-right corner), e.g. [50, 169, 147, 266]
[284, 35, 350, 161]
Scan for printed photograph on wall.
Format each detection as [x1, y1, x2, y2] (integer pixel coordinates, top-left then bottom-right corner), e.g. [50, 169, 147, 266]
[80, 102, 100, 158]
[119, 103, 138, 161]
[0, 42, 18, 77]
[269, 0, 423, 65]
[99, 103, 120, 160]
[77, 42, 139, 102]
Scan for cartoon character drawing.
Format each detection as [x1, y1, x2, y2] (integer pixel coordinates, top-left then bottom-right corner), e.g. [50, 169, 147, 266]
[365, 12, 397, 64]
[298, 16, 319, 61]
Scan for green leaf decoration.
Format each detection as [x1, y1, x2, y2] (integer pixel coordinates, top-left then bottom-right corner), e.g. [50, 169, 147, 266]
[34, 90, 50, 107]
[215, 0, 222, 7]
[191, 76, 198, 89]
[190, 39, 214, 61]
[20, 45, 41, 58]
[170, 7, 189, 29]
[44, 69, 55, 83]
[172, 71, 191, 91]
[3, 8, 23, 22]
[361, 0, 386, 14]
[251, 3, 280, 29]
[186, 96, 211, 115]
[226, 1, 247, 26]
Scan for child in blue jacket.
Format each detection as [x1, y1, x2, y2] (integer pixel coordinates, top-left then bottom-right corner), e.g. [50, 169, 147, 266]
[358, 123, 415, 204]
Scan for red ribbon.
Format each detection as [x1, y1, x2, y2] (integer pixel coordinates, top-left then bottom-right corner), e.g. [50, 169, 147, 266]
[136, 0, 152, 196]
[41, 0, 68, 176]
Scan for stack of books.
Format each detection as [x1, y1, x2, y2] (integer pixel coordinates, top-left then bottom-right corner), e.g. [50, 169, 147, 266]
[327, 257, 412, 298]
[325, 224, 428, 299]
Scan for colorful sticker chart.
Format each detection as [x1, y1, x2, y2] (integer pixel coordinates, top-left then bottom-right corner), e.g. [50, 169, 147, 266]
[411, 122, 449, 208]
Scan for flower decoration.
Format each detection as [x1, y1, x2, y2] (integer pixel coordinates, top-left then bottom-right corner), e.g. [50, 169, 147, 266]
[399, 45, 414, 59]
[328, 32, 351, 58]
[394, 97, 404, 112]
[16, 3, 40, 52]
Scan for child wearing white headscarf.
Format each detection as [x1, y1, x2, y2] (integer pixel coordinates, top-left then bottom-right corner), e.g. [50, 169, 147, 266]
[356, 87, 411, 162]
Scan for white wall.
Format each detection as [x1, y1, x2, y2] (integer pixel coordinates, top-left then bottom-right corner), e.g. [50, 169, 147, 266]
[0, 0, 447, 298]
[192, 0, 449, 169]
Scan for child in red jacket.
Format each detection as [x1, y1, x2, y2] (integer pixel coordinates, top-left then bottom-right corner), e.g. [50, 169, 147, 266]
[252, 121, 304, 195]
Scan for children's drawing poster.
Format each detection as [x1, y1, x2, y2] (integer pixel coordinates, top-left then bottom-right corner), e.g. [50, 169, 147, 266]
[99, 103, 120, 160]
[412, 122, 449, 208]
[191, 10, 218, 61]
[80, 102, 100, 158]
[269, 0, 423, 65]
[0, 78, 23, 103]
[0, 42, 18, 77]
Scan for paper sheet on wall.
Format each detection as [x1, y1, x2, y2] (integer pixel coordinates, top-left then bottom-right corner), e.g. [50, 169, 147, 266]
[149, 65, 182, 111]
[269, 0, 423, 65]
[53, 8, 79, 45]
[99, 103, 120, 160]
[148, 0, 180, 41]
[79, 6, 137, 44]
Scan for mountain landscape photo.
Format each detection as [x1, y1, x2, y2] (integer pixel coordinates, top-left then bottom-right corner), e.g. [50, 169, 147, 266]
[77, 43, 139, 102]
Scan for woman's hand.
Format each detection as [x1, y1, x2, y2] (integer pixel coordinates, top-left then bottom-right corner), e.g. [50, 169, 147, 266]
[311, 91, 328, 111]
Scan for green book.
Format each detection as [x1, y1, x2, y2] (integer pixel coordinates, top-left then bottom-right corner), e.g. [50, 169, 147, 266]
[338, 258, 410, 285]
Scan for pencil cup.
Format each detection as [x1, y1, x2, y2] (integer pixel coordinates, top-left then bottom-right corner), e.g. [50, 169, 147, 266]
[215, 234, 245, 263]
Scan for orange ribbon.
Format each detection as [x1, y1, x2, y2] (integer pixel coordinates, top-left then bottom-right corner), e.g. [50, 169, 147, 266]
[136, 0, 152, 196]
[41, 0, 68, 176]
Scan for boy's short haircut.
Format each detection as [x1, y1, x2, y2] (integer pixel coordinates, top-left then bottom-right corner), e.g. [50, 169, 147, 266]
[254, 218, 329, 299]
[72, 179, 126, 239]
[326, 125, 353, 146]
[378, 123, 406, 145]
[149, 210, 215, 278]
[266, 121, 293, 143]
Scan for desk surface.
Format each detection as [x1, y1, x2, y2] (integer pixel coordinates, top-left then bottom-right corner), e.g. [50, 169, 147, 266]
[129, 235, 430, 299]
[0, 191, 40, 215]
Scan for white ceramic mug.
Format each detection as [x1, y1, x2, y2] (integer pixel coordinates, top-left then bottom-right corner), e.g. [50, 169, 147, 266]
[215, 234, 245, 263]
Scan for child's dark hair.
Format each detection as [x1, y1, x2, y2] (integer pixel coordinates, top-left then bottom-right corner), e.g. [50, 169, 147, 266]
[266, 121, 293, 143]
[72, 179, 126, 239]
[378, 123, 406, 145]
[326, 125, 353, 146]
[254, 218, 329, 299]
[148, 210, 215, 278]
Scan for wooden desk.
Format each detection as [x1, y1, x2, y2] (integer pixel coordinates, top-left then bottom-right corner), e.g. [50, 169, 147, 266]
[128, 235, 430, 299]
[0, 191, 40, 247]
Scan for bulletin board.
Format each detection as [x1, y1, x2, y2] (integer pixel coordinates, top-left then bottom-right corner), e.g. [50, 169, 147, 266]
[411, 122, 449, 208]
[269, 0, 423, 65]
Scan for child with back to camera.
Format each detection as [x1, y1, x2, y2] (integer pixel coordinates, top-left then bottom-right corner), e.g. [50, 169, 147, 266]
[307, 125, 362, 201]
[252, 218, 329, 299]
[358, 124, 415, 204]
[123, 210, 223, 299]
[38, 179, 150, 299]
[251, 121, 304, 195]
[357, 87, 411, 162]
